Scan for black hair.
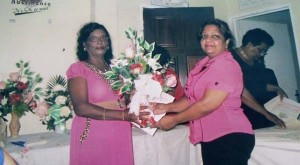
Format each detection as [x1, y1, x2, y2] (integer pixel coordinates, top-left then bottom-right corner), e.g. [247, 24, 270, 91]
[242, 28, 274, 47]
[151, 45, 171, 66]
[197, 18, 235, 50]
[76, 22, 113, 64]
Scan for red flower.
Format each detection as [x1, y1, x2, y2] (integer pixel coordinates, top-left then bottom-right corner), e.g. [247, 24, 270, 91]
[151, 72, 165, 86]
[130, 63, 143, 74]
[9, 93, 22, 105]
[17, 81, 28, 90]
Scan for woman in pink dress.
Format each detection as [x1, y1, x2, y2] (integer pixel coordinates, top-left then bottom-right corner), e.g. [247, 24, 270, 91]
[67, 22, 142, 165]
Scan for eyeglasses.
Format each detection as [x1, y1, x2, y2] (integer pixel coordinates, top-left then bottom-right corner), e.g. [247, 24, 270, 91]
[256, 47, 268, 56]
[199, 34, 223, 41]
[88, 36, 109, 43]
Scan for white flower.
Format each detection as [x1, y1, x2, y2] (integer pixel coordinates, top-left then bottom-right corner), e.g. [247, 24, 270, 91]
[20, 77, 28, 84]
[52, 84, 66, 92]
[125, 45, 135, 59]
[148, 58, 161, 71]
[60, 106, 71, 117]
[45, 115, 51, 121]
[55, 96, 67, 105]
[1, 97, 8, 106]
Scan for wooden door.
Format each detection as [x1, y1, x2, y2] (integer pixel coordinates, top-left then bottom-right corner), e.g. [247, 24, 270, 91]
[143, 7, 214, 85]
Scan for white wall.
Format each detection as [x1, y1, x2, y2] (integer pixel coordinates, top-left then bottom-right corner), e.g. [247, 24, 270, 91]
[0, 0, 91, 135]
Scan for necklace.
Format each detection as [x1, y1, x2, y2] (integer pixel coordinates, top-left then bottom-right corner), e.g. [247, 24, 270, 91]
[84, 62, 114, 87]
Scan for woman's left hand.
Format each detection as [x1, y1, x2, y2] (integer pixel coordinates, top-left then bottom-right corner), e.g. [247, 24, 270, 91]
[265, 111, 286, 128]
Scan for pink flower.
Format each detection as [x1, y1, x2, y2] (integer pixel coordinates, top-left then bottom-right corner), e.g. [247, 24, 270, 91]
[24, 91, 34, 104]
[34, 101, 49, 118]
[125, 45, 135, 59]
[9, 72, 20, 82]
[165, 74, 177, 87]
[0, 81, 6, 89]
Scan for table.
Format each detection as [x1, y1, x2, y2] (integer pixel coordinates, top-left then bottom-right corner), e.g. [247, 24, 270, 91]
[5, 125, 202, 165]
[249, 121, 300, 165]
[6, 122, 300, 165]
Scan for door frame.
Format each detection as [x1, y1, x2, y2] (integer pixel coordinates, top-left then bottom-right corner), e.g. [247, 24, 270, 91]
[229, 3, 300, 101]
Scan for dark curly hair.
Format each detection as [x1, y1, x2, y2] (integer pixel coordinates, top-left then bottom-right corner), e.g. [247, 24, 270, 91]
[242, 28, 274, 47]
[197, 18, 235, 50]
[76, 22, 113, 64]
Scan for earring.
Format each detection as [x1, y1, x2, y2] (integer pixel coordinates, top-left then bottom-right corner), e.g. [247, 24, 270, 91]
[84, 47, 86, 51]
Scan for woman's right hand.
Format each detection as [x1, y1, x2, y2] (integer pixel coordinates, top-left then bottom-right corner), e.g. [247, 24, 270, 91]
[124, 109, 151, 127]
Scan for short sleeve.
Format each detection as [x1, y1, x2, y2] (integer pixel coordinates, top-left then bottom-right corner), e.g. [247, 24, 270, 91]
[66, 62, 89, 79]
[206, 60, 242, 93]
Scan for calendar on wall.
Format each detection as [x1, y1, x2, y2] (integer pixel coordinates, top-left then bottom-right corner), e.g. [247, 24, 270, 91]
[238, 0, 279, 10]
[151, 0, 189, 7]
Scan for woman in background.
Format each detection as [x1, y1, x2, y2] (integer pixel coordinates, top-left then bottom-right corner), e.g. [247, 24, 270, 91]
[152, 19, 254, 165]
[151, 45, 184, 101]
[232, 28, 287, 129]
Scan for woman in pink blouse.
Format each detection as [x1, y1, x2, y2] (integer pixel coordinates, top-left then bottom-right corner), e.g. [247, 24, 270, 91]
[152, 19, 255, 165]
[67, 22, 145, 165]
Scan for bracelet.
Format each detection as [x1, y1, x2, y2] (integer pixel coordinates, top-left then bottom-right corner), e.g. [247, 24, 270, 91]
[122, 110, 125, 121]
[117, 99, 123, 108]
[103, 108, 106, 120]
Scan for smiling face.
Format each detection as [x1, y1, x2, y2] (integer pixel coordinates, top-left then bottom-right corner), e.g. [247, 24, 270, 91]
[84, 29, 109, 59]
[200, 25, 230, 58]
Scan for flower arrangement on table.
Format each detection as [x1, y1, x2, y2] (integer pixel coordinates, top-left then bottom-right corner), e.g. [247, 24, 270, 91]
[0, 60, 44, 120]
[34, 75, 72, 131]
[104, 28, 177, 134]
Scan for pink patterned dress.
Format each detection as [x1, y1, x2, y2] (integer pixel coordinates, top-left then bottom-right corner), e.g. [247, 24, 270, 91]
[66, 62, 134, 165]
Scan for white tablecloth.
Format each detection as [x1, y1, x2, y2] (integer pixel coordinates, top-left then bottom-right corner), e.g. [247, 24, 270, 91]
[5, 125, 202, 165]
[5, 122, 300, 165]
[249, 121, 300, 165]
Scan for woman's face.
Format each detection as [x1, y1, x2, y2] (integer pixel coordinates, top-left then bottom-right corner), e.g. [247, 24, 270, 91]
[244, 42, 269, 60]
[200, 25, 229, 58]
[84, 29, 109, 57]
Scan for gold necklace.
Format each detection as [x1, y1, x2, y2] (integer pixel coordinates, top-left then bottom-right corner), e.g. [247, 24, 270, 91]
[86, 60, 110, 72]
[84, 62, 113, 85]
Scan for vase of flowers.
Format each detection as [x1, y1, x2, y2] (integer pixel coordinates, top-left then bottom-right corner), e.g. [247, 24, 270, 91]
[34, 75, 72, 133]
[0, 60, 44, 138]
[9, 112, 20, 138]
[104, 28, 177, 129]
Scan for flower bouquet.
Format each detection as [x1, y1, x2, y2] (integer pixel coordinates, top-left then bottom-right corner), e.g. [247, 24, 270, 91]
[0, 60, 44, 120]
[34, 75, 72, 132]
[104, 28, 177, 135]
